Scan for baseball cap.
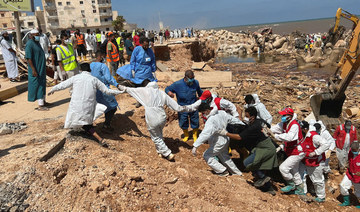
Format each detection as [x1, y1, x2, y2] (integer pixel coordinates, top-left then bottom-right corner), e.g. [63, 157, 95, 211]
[279, 107, 294, 116]
[200, 90, 212, 100]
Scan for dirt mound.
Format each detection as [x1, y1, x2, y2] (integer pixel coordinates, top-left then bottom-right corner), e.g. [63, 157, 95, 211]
[0, 92, 357, 211]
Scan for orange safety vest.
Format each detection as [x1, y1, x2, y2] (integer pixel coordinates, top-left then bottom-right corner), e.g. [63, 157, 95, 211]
[106, 41, 120, 62]
[76, 34, 85, 45]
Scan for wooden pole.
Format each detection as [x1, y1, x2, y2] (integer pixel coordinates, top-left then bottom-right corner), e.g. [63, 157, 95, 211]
[13, 11, 22, 49]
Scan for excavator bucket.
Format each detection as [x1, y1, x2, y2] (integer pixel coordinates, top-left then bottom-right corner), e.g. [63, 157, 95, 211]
[310, 92, 346, 126]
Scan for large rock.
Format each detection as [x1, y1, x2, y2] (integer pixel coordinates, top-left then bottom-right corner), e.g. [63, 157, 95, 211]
[334, 40, 346, 48]
[273, 37, 287, 49]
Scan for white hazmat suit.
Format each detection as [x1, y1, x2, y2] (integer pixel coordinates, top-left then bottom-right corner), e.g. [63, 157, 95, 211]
[188, 95, 239, 118]
[271, 113, 304, 185]
[245, 94, 272, 125]
[193, 110, 244, 175]
[121, 82, 191, 157]
[50, 71, 121, 128]
[299, 126, 330, 199]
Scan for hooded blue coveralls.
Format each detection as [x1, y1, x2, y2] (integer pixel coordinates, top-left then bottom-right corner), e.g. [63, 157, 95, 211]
[165, 79, 203, 129]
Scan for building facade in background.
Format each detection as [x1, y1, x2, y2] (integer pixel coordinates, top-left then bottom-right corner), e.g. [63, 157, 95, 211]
[42, 0, 116, 34]
[0, 11, 38, 30]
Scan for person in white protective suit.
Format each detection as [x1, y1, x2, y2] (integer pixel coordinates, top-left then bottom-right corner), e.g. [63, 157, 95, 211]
[48, 63, 122, 147]
[187, 90, 239, 120]
[298, 121, 330, 203]
[271, 107, 304, 195]
[312, 120, 336, 175]
[191, 103, 244, 176]
[244, 94, 272, 125]
[117, 82, 192, 161]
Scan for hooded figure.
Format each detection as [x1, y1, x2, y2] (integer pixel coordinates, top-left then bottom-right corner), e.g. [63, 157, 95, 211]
[192, 104, 244, 176]
[244, 94, 272, 125]
[311, 120, 335, 175]
[118, 82, 191, 161]
[187, 90, 239, 120]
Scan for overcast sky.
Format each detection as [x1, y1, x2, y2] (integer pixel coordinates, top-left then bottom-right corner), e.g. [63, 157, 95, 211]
[35, 0, 359, 29]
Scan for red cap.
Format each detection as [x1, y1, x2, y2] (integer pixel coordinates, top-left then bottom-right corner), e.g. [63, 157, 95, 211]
[200, 90, 212, 100]
[279, 107, 294, 116]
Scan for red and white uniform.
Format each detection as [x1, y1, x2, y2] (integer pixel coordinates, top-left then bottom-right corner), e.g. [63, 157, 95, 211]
[271, 113, 304, 185]
[299, 130, 330, 199]
[340, 151, 360, 198]
[334, 124, 358, 169]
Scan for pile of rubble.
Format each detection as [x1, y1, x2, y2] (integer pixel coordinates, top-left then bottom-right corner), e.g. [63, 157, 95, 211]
[199, 29, 295, 56]
[0, 122, 27, 135]
[198, 28, 352, 69]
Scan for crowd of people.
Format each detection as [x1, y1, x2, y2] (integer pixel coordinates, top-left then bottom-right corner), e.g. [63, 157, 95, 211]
[1, 26, 359, 208]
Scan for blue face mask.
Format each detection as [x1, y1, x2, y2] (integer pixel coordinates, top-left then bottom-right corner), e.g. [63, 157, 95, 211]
[352, 151, 359, 156]
[281, 116, 288, 123]
[186, 78, 195, 85]
[34, 36, 40, 42]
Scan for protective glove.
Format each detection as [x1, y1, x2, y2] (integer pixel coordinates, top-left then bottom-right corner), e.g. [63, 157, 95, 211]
[218, 129, 228, 136]
[276, 144, 284, 153]
[308, 152, 316, 157]
[131, 70, 135, 78]
[117, 85, 126, 91]
[192, 146, 197, 156]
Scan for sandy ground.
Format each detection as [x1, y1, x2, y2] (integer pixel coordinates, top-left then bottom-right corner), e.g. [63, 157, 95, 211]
[1, 44, 360, 211]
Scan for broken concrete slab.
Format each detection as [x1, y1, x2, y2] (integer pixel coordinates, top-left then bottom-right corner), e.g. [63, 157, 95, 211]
[156, 62, 169, 72]
[203, 64, 215, 72]
[191, 62, 206, 70]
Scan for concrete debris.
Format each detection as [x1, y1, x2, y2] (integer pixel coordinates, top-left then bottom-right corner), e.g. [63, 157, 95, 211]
[191, 62, 206, 70]
[0, 122, 27, 135]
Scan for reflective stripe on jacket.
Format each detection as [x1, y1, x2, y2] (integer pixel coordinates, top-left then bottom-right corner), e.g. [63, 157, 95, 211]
[76, 34, 85, 45]
[106, 41, 120, 62]
[96, 34, 101, 42]
[57, 44, 77, 71]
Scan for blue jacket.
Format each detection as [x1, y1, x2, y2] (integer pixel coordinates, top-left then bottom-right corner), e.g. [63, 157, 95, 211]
[90, 62, 118, 112]
[165, 79, 203, 106]
[130, 46, 156, 84]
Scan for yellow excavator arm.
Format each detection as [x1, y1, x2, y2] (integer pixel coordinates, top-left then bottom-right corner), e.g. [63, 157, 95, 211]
[333, 8, 359, 33]
[310, 8, 360, 126]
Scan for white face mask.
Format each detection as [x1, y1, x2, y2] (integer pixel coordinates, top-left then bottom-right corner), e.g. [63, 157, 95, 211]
[65, 39, 71, 44]
[243, 117, 250, 124]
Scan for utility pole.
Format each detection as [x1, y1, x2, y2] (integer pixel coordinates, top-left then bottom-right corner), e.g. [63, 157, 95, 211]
[13, 11, 22, 49]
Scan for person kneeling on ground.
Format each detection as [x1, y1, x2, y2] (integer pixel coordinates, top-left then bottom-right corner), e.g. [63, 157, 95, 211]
[299, 121, 330, 203]
[191, 103, 244, 176]
[117, 82, 192, 161]
[48, 63, 122, 147]
[338, 141, 360, 208]
[219, 106, 278, 194]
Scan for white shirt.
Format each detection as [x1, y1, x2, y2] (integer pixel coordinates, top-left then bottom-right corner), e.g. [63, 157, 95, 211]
[0, 38, 16, 61]
[39, 33, 50, 58]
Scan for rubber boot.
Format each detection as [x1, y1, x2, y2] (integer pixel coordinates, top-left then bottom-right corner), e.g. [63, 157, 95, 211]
[338, 195, 350, 206]
[193, 128, 199, 141]
[182, 129, 189, 142]
[294, 184, 305, 195]
[83, 55, 87, 61]
[78, 56, 82, 62]
[280, 180, 296, 193]
[229, 147, 232, 154]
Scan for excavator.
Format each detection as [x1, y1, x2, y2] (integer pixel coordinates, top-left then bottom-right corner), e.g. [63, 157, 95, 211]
[310, 8, 360, 126]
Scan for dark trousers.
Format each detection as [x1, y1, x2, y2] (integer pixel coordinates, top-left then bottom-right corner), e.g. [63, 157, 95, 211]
[104, 108, 117, 126]
[77, 44, 87, 56]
